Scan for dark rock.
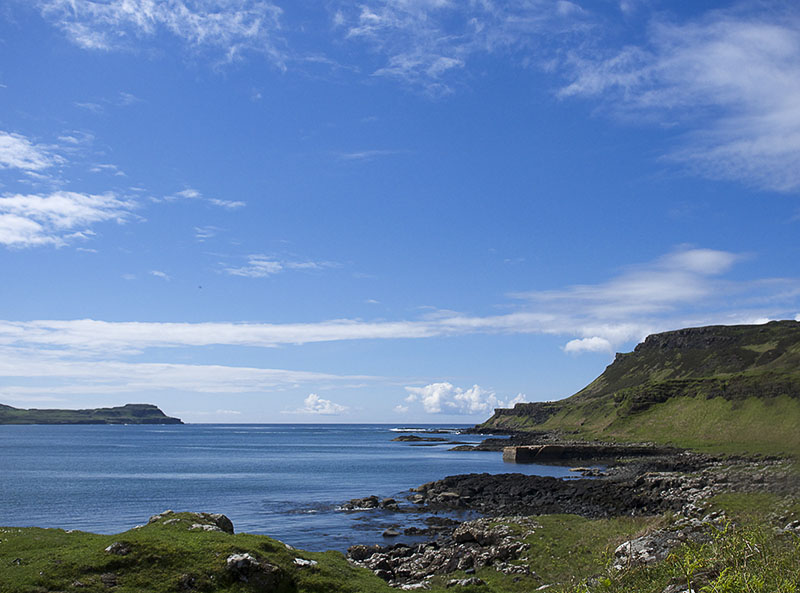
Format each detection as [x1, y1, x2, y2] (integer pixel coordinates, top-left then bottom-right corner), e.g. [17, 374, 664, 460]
[104, 542, 131, 556]
[225, 553, 284, 589]
[347, 544, 383, 561]
[392, 435, 448, 442]
[383, 528, 401, 537]
[206, 513, 234, 534]
[349, 516, 537, 586]
[341, 495, 381, 510]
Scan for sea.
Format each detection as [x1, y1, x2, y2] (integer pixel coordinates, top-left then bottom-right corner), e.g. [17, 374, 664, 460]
[0, 424, 578, 552]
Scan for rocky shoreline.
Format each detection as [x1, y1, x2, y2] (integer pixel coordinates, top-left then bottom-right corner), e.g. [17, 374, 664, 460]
[345, 431, 795, 589]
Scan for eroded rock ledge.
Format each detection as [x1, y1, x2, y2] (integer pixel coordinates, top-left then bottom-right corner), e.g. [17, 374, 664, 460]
[347, 449, 794, 589]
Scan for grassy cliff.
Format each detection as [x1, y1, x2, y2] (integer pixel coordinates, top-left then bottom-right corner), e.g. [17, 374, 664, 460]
[477, 320, 800, 454]
[0, 403, 183, 425]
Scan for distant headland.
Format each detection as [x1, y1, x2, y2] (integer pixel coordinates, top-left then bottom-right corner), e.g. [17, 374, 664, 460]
[0, 403, 183, 425]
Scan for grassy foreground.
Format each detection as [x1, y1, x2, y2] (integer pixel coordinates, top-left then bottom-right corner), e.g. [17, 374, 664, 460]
[2, 496, 798, 593]
[0, 512, 392, 593]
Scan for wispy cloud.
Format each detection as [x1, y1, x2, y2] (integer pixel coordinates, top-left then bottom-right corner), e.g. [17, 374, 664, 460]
[150, 270, 171, 281]
[284, 393, 349, 415]
[168, 188, 246, 209]
[74, 101, 104, 113]
[0, 247, 795, 352]
[0, 131, 62, 171]
[194, 225, 221, 241]
[334, 0, 591, 95]
[404, 382, 526, 414]
[38, 0, 286, 66]
[560, 4, 800, 192]
[0, 191, 136, 248]
[0, 353, 377, 398]
[336, 149, 406, 161]
[117, 91, 141, 106]
[89, 163, 126, 176]
[224, 254, 335, 278]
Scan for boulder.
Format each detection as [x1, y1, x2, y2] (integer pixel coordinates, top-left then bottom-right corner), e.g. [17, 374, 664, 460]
[225, 553, 284, 589]
[104, 542, 131, 556]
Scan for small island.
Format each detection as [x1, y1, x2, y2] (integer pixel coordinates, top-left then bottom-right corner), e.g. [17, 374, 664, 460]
[0, 403, 183, 425]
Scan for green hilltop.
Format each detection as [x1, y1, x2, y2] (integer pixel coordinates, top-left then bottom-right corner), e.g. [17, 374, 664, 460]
[477, 320, 800, 454]
[0, 403, 183, 425]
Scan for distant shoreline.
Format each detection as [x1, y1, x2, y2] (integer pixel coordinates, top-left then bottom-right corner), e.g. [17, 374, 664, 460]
[0, 403, 183, 425]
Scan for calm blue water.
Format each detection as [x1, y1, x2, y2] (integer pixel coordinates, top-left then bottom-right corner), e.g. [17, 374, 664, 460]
[0, 424, 575, 551]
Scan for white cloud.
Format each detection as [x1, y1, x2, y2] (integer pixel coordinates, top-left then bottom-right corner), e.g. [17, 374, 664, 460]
[168, 187, 246, 209]
[150, 270, 171, 280]
[208, 198, 246, 209]
[513, 247, 742, 319]
[335, 0, 590, 94]
[38, 0, 286, 66]
[288, 393, 348, 415]
[0, 352, 376, 397]
[0, 131, 62, 171]
[74, 101, 104, 113]
[225, 255, 284, 278]
[404, 382, 527, 415]
[564, 336, 613, 354]
[195, 225, 221, 241]
[337, 149, 406, 161]
[224, 255, 334, 278]
[393, 404, 409, 414]
[117, 91, 141, 106]
[560, 5, 800, 192]
[90, 163, 126, 176]
[0, 191, 136, 248]
[0, 247, 795, 354]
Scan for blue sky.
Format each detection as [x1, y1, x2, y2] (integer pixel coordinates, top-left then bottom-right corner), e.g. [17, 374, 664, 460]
[1, 0, 799, 423]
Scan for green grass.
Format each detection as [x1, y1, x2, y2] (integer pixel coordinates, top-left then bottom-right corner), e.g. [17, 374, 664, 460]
[482, 394, 800, 457]
[0, 512, 392, 593]
[568, 523, 800, 593]
[559, 492, 800, 593]
[416, 514, 662, 593]
[4, 501, 798, 593]
[597, 394, 800, 456]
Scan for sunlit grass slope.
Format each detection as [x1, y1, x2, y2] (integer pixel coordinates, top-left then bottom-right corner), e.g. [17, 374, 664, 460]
[0, 512, 392, 593]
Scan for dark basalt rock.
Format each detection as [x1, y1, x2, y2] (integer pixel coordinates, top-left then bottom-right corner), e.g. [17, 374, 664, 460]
[392, 435, 449, 442]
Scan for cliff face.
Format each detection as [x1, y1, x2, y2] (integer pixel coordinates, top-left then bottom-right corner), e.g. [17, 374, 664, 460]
[476, 321, 800, 452]
[0, 403, 183, 425]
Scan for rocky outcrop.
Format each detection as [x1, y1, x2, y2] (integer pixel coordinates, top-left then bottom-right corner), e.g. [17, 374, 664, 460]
[392, 435, 449, 442]
[348, 516, 538, 587]
[340, 495, 402, 512]
[501, 443, 675, 463]
[225, 553, 284, 588]
[146, 510, 235, 534]
[612, 510, 726, 571]
[408, 472, 672, 518]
